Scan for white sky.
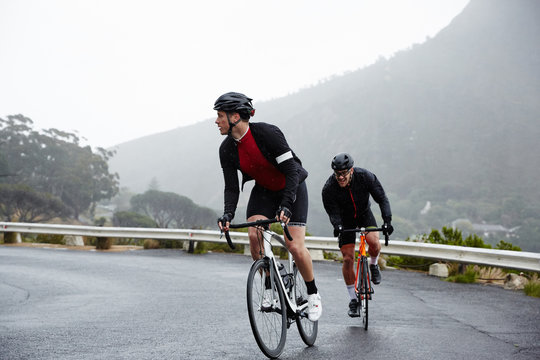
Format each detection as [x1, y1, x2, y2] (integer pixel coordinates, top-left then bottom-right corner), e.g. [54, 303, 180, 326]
[0, 0, 469, 148]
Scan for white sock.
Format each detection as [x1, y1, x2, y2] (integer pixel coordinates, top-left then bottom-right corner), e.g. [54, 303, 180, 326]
[370, 255, 379, 266]
[346, 284, 356, 300]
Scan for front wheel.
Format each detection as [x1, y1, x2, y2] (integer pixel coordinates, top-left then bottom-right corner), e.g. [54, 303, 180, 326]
[247, 259, 287, 358]
[293, 263, 318, 346]
[357, 257, 369, 330]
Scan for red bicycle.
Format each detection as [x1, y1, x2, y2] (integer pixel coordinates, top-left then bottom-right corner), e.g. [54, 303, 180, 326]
[341, 227, 389, 330]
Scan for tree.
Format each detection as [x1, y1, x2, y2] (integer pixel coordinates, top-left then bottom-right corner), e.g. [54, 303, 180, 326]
[0, 114, 119, 219]
[130, 190, 178, 228]
[0, 184, 70, 222]
[112, 211, 157, 228]
[130, 190, 217, 229]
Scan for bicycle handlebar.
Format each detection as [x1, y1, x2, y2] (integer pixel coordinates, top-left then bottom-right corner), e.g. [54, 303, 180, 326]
[341, 227, 390, 246]
[221, 218, 293, 250]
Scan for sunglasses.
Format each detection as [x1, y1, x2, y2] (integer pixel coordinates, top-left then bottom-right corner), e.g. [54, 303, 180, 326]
[334, 169, 351, 179]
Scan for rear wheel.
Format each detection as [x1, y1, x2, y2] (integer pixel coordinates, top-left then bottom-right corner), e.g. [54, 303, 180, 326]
[247, 259, 287, 358]
[293, 263, 318, 346]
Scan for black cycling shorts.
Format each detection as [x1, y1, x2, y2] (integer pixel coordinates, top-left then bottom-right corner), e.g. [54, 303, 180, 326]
[246, 181, 308, 226]
[338, 209, 377, 247]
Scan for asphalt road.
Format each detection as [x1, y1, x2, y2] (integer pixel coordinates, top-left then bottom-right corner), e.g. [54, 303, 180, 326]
[1, 246, 539, 360]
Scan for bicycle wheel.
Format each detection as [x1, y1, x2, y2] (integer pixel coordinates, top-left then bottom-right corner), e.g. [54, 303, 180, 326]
[357, 257, 369, 330]
[293, 263, 318, 346]
[247, 259, 287, 359]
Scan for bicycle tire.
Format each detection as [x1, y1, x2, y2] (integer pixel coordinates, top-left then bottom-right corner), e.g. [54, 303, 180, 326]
[247, 259, 287, 359]
[357, 257, 369, 330]
[293, 263, 318, 346]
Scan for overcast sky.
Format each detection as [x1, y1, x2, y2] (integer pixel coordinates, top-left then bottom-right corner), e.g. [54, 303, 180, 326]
[0, 0, 469, 148]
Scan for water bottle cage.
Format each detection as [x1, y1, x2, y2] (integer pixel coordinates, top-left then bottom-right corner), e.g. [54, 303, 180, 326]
[277, 263, 293, 289]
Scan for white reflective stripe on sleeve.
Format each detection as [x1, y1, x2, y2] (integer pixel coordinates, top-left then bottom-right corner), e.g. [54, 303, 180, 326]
[276, 151, 293, 164]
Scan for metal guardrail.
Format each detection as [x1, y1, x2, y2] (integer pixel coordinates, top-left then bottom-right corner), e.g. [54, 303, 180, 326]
[1, 222, 539, 272]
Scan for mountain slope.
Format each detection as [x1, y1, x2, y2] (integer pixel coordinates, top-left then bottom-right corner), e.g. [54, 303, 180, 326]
[109, 0, 540, 248]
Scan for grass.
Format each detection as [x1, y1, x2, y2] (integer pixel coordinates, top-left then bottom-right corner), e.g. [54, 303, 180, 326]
[524, 274, 540, 297]
[445, 268, 478, 283]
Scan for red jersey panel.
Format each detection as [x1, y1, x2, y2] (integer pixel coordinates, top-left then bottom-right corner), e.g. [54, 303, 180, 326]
[237, 128, 286, 191]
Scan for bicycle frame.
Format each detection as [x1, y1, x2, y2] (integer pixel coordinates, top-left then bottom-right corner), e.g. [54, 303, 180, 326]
[259, 228, 305, 315]
[224, 220, 306, 315]
[354, 231, 372, 298]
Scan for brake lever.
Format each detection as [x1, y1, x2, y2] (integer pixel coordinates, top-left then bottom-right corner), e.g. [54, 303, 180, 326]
[224, 230, 235, 250]
[281, 222, 293, 241]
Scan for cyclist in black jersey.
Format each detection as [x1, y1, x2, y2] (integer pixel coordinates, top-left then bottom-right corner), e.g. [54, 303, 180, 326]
[321, 152, 393, 317]
[215, 92, 322, 322]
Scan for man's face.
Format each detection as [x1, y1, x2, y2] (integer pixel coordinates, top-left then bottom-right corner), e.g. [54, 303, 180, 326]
[334, 168, 352, 188]
[215, 111, 230, 135]
[215, 111, 241, 135]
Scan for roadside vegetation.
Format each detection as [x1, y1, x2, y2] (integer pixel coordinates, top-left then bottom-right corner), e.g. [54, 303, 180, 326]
[524, 274, 540, 297]
[322, 226, 539, 298]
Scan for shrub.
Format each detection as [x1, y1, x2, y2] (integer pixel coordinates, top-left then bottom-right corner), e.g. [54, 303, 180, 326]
[35, 234, 64, 245]
[386, 255, 433, 270]
[113, 211, 157, 228]
[96, 237, 114, 250]
[160, 240, 184, 249]
[495, 240, 521, 251]
[114, 238, 145, 246]
[524, 274, 540, 298]
[445, 266, 477, 283]
[323, 251, 341, 261]
[389, 227, 520, 271]
[143, 239, 161, 249]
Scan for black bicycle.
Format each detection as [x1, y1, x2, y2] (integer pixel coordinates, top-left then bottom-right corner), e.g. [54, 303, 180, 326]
[341, 227, 389, 330]
[223, 218, 317, 359]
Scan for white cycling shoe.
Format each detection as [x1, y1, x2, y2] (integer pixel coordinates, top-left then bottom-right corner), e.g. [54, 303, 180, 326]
[307, 292, 322, 322]
[262, 289, 274, 309]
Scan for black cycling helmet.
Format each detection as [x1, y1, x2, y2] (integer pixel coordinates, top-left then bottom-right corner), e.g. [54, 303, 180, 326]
[213, 92, 255, 119]
[331, 152, 354, 171]
[213, 92, 255, 137]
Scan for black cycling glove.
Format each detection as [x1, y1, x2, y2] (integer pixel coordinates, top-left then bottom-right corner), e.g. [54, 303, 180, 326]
[217, 213, 233, 228]
[382, 220, 394, 236]
[276, 206, 292, 221]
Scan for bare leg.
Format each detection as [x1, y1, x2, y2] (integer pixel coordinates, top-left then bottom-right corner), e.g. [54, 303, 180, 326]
[284, 225, 313, 282]
[247, 215, 268, 261]
[366, 232, 381, 258]
[340, 243, 355, 285]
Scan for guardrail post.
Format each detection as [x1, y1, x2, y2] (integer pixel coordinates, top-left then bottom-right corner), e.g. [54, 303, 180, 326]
[309, 249, 325, 261]
[183, 233, 197, 253]
[64, 235, 84, 246]
[188, 240, 195, 253]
